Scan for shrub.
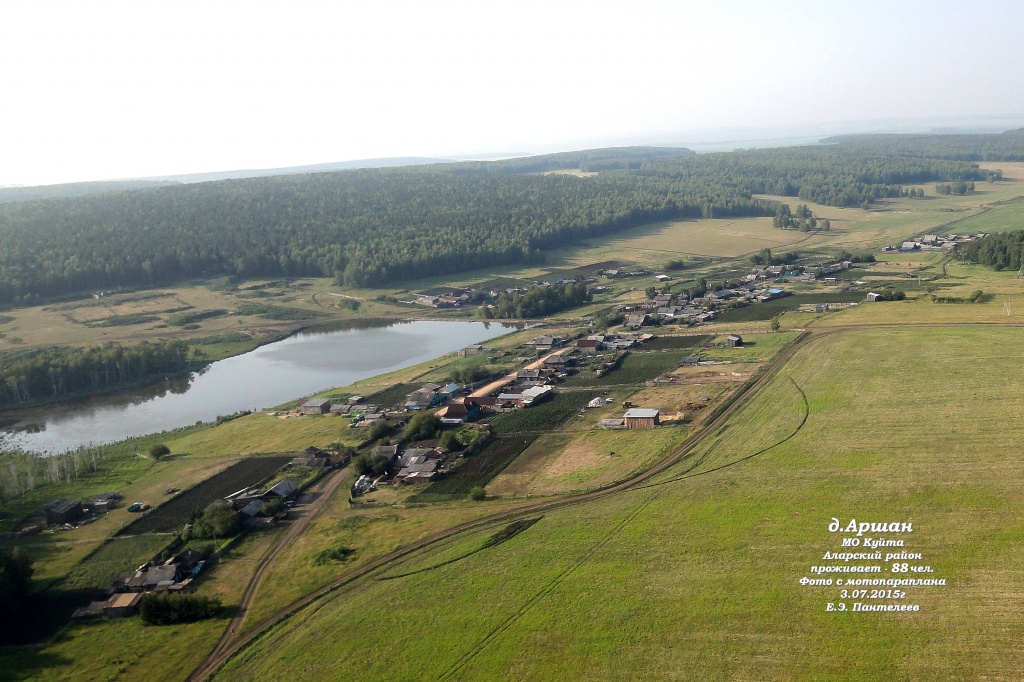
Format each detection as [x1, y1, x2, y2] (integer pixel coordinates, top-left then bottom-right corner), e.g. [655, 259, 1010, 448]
[138, 594, 222, 625]
[149, 443, 171, 460]
[468, 486, 486, 501]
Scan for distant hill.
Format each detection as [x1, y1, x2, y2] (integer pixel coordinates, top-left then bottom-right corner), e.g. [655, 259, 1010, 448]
[0, 180, 180, 204]
[820, 128, 1024, 161]
[147, 157, 451, 184]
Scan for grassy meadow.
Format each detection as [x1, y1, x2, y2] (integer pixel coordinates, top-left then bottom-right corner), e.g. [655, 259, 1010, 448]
[216, 326, 1024, 680]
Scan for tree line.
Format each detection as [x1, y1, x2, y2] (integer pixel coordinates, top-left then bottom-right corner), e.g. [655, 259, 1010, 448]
[0, 143, 999, 303]
[0, 340, 192, 407]
[960, 230, 1024, 271]
[821, 128, 1024, 163]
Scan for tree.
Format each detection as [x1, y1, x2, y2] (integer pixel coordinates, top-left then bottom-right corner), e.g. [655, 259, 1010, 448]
[149, 443, 171, 460]
[644, 286, 657, 300]
[189, 500, 241, 539]
[353, 453, 392, 476]
[770, 315, 781, 332]
[404, 412, 441, 442]
[0, 547, 33, 613]
[468, 486, 486, 501]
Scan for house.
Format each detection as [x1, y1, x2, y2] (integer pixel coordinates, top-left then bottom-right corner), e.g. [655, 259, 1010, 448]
[143, 564, 178, 590]
[262, 478, 300, 501]
[496, 393, 523, 409]
[374, 444, 399, 459]
[395, 456, 440, 484]
[299, 398, 331, 415]
[437, 400, 479, 423]
[405, 383, 447, 410]
[900, 241, 919, 252]
[459, 345, 486, 356]
[680, 355, 701, 366]
[464, 396, 498, 414]
[576, 339, 602, 354]
[44, 498, 84, 526]
[526, 336, 565, 352]
[542, 355, 569, 369]
[726, 334, 743, 348]
[623, 408, 660, 429]
[626, 313, 650, 328]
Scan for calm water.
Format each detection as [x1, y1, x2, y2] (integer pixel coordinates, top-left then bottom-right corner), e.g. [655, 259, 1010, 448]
[0, 319, 521, 454]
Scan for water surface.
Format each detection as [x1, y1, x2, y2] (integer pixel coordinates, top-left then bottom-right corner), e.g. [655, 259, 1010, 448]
[0, 319, 520, 454]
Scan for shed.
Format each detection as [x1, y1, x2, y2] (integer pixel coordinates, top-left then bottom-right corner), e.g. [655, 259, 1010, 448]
[299, 398, 331, 415]
[44, 498, 84, 526]
[726, 334, 743, 348]
[105, 592, 143, 618]
[866, 292, 883, 302]
[623, 408, 660, 429]
[86, 492, 122, 513]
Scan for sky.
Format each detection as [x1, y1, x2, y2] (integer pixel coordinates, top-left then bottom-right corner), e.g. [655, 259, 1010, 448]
[2, 0, 1023, 186]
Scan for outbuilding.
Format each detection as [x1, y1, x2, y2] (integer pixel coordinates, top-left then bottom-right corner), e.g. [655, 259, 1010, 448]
[726, 334, 743, 348]
[623, 408, 660, 429]
[299, 398, 331, 415]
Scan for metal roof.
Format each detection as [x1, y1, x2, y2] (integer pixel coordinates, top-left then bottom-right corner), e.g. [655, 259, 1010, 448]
[624, 408, 660, 419]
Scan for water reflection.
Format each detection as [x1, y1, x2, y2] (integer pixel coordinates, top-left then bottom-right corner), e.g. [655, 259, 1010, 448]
[0, 320, 522, 454]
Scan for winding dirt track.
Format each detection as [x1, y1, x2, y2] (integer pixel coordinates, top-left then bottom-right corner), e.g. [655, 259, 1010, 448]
[189, 322, 1024, 680]
[195, 467, 348, 673]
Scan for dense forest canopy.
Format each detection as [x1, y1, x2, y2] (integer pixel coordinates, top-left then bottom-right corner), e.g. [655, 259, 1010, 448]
[0, 141, 1004, 303]
[0, 180, 179, 205]
[959, 230, 1024, 271]
[821, 128, 1024, 162]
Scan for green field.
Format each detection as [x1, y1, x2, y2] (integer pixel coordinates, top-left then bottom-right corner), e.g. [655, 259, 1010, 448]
[215, 326, 1024, 680]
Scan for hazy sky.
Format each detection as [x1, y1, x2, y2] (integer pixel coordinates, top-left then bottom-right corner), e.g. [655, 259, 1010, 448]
[2, 0, 1023, 186]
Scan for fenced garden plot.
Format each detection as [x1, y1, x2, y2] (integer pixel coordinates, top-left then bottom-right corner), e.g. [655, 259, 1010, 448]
[407, 435, 537, 502]
[563, 353, 687, 387]
[489, 391, 602, 434]
[117, 456, 291, 535]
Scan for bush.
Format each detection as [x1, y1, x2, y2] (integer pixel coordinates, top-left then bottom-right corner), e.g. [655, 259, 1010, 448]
[404, 412, 441, 442]
[353, 453, 391, 477]
[189, 500, 241, 539]
[468, 486, 486, 501]
[149, 443, 171, 460]
[138, 594, 222, 625]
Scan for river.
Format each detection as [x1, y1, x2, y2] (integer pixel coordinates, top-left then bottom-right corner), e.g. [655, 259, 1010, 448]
[0, 319, 522, 454]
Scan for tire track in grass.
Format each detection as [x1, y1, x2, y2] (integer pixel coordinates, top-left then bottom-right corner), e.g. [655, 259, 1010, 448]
[435, 488, 665, 682]
[635, 376, 808, 490]
[434, 378, 808, 679]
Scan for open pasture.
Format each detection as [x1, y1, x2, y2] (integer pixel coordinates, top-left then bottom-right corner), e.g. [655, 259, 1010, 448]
[217, 326, 1024, 680]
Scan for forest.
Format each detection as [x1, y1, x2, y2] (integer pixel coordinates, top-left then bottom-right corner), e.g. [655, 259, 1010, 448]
[960, 230, 1024, 271]
[821, 128, 1024, 162]
[487, 282, 592, 319]
[0, 340, 192, 407]
[0, 143, 997, 303]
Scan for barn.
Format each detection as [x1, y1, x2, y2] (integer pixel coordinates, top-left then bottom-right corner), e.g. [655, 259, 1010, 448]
[623, 408, 660, 429]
